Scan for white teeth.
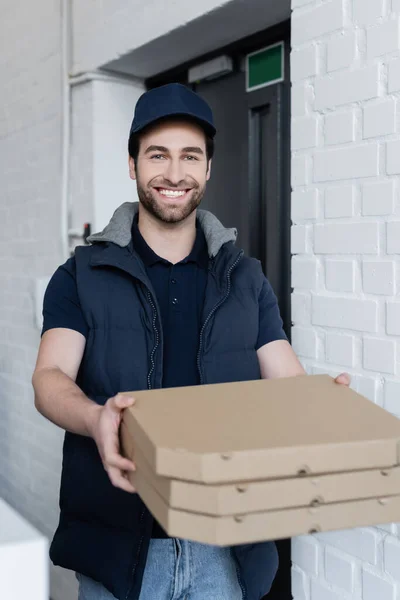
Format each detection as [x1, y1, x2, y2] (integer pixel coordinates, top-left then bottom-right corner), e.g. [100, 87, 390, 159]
[159, 189, 186, 198]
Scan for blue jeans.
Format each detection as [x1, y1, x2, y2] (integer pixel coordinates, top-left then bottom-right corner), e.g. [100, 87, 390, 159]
[77, 538, 244, 599]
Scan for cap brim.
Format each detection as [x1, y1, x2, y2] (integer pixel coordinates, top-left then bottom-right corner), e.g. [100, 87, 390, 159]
[130, 111, 216, 138]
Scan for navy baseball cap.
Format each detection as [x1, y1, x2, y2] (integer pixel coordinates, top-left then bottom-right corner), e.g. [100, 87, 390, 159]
[129, 83, 216, 139]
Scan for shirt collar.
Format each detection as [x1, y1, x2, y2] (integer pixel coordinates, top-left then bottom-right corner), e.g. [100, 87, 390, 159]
[131, 215, 208, 269]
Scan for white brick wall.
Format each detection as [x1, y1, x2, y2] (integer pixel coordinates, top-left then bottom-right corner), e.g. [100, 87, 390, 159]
[327, 32, 356, 72]
[0, 2, 77, 600]
[291, 0, 400, 597]
[325, 185, 355, 217]
[362, 181, 395, 216]
[325, 111, 355, 146]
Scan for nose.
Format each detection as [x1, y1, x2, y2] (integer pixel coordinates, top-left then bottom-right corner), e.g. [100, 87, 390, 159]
[163, 157, 186, 186]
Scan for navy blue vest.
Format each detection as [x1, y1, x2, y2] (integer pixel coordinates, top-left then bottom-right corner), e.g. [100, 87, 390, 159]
[49, 237, 278, 600]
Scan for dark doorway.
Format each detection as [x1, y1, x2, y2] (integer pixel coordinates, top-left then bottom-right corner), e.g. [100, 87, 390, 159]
[148, 20, 292, 600]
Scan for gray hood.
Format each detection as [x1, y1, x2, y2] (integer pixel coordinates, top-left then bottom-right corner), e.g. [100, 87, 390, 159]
[87, 202, 237, 258]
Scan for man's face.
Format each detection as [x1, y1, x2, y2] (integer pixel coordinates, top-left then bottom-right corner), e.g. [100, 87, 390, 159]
[129, 120, 211, 224]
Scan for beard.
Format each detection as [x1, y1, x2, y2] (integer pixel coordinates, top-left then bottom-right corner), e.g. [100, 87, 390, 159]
[136, 174, 206, 224]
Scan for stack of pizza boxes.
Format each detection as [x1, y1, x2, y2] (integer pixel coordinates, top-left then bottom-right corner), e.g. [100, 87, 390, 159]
[120, 375, 400, 545]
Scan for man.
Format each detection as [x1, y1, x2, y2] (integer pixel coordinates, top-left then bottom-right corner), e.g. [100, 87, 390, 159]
[32, 83, 350, 600]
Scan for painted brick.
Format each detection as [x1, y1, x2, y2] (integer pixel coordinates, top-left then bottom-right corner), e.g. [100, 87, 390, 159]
[311, 579, 344, 600]
[292, 536, 319, 577]
[292, 189, 318, 221]
[291, 292, 312, 325]
[314, 144, 379, 182]
[292, 257, 318, 289]
[291, 45, 318, 82]
[362, 569, 396, 600]
[314, 65, 379, 111]
[291, 566, 309, 600]
[312, 296, 378, 332]
[384, 379, 400, 415]
[314, 222, 379, 254]
[387, 221, 400, 253]
[356, 375, 378, 403]
[367, 18, 400, 59]
[362, 260, 396, 295]
[326, 332, 355, 367]
[325, 111, 355, 146]
[292, 0, 314, 6]
[325, 185, 354, 218]
[363, 337, 396, 374]
[354, 0, 385, 26]
[362, 181, 395, 216]
[291, 0, 344, 46]
[364, 98, 396, 139]
[388, 58, 400, 93]
[386, 140, 400, 174]
[292, 116, 319, 150]
[292, 326, 318, 358]
[292, 83, 308, 118]
[325, 548, 355, 593]
[327, 31, 356, 72]
[387, 302, 400, 335]
[292, 225, 309, 254]
[384, 536, 400, 580]
[325, 259, 355, 292]
[292, 155, 309, 187]
[317, 529, 378, 564]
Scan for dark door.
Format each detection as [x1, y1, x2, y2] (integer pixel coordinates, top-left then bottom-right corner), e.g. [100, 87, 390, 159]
[193, 68, 291, 337]
[147, 21, 292, 600]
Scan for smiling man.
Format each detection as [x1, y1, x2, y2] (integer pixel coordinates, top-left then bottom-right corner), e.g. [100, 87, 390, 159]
[32, 84, 350, 600]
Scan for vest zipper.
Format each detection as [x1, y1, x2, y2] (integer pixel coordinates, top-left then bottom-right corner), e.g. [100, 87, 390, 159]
[146, 290, 160, 390]
[197, 251, 244, 385]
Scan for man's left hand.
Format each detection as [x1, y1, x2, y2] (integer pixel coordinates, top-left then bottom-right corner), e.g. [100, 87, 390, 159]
[334, 372, 351, 387]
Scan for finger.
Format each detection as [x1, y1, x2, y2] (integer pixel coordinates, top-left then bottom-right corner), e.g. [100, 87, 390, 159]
[334, 372, 351, 386]
[106, 454, 136, 472]
[113, 394, 135, 410]
[107, 466, 136, 494]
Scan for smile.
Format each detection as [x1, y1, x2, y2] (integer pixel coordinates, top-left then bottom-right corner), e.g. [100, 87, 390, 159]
[156, 188, 191, 198]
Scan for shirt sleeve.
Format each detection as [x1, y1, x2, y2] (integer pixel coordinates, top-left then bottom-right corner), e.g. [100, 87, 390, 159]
[256, 277, 288, 350]
[41, 256, 89, 338]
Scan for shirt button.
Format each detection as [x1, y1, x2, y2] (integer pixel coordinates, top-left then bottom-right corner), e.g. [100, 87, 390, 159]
[172, 298, 178, 305]
[171, 279, 177, 284]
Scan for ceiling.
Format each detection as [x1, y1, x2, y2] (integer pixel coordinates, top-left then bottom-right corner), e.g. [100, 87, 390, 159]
[103, 0, 291, 79]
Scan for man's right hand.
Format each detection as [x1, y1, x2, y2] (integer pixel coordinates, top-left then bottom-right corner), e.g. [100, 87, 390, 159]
[89, 394, 137, 494]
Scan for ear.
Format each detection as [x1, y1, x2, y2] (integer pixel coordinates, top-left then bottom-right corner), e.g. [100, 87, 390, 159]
[206, 159, 212, 181]
[128, 156, 137, 181]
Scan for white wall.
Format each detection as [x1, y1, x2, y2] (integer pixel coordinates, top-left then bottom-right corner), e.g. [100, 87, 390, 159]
[92, 77, 144, 232]
[291, 0, 400, 598]
[69, 75, 144, 238]
[0, 498, 48, 600]
[0, 2, 77, 599]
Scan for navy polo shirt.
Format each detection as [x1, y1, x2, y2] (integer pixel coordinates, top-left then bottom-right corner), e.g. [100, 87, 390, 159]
[131, 216, 208, 390]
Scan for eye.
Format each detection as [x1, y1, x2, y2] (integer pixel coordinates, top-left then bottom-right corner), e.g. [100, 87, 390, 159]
[150, 154, 166, 160]
[184, 155, 198, 161]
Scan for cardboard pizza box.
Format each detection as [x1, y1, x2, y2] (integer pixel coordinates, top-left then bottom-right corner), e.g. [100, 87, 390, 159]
[121, 375, 400, 484]
[124, 443, 400, 516]
[131, 464, 400, 546]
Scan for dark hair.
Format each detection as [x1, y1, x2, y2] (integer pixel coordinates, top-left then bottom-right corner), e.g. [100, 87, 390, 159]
[128, 116, 215, 164]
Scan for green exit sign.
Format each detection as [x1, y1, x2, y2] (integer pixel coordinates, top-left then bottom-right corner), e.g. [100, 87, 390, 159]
[246, 42, 284, 92]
